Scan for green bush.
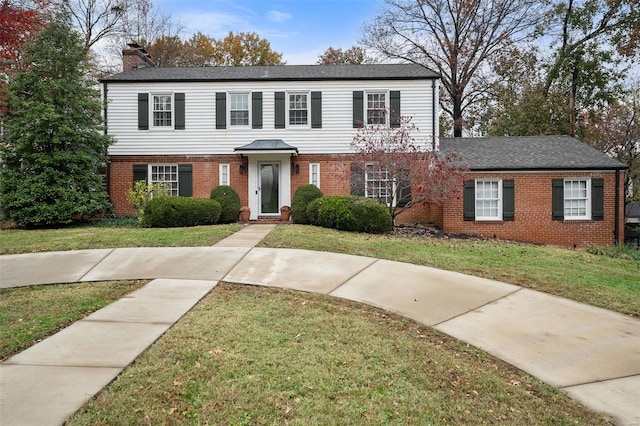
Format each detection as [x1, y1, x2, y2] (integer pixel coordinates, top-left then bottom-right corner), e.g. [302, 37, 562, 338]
[307, 195, 392, 234]
[210, 185, 241, 224]
[142, 197, 221, 228]
[292, 184, 324, 224]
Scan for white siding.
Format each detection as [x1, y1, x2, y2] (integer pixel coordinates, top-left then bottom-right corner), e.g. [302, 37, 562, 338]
[105, 79, 436, 156]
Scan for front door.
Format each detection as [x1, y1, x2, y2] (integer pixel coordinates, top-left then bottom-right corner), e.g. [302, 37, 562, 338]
[259, 162, 280, 214]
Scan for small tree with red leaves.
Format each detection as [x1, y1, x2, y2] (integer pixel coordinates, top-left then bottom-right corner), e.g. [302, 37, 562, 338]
[351, 115, 467, 221]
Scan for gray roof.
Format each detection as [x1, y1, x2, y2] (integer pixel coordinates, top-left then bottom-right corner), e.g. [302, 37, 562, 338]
[234, 139, 298, 153]
[101, 64, 439, 82]
[440, 135, 627, 171]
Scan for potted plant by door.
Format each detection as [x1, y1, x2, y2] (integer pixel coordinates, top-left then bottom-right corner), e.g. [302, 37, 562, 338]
[240, 206, 251, 223]
[280, 205, 291, 222]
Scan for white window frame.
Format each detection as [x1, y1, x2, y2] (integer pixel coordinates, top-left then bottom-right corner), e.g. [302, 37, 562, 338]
[228, 93, 250, 127]
[287, 92, 309, 127]
[365, 164, 393, 206]
[564, 178, 591, 220]
[219, 163, 230, 186]
[309, 163, 320, 188]
[475, 179, 502, 221]
[149, 164, 178, 196]
[151, 93, 173, 129]
[366, 91, 388, 126]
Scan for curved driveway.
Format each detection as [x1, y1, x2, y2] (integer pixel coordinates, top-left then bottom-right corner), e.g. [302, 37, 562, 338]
[1, 225, 639, 425]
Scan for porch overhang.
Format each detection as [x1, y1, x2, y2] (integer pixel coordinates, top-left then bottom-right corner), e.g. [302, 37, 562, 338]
[234, 139, 298, 156]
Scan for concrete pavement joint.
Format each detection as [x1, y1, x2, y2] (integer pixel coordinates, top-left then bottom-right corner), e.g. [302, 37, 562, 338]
[431, 286, 525, 327]
[325, 258, 381, 295]
[76, 248, 115, 282]
[559, 373, 640, 390]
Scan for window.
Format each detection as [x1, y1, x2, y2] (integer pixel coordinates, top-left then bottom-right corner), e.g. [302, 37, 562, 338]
[229, 93, 249, 126]
[219, 163, 230, 186]
[150, 164, 178, 196]
[289, 93, 308, 126]
[365, 165, 392, 205]
[309, 163, 320, 188]
[152, 94, 172, 127]
[475, 180, 502, 220]
[564, 179, 590, 219]
[367, 92, 387, 125]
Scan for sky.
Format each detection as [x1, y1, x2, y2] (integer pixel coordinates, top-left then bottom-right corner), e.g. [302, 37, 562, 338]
[153, 0, 384, 64]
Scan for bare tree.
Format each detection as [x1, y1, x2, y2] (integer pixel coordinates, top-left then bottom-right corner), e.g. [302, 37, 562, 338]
[362, 0, 543, 137]
[317, 46, 378, 65]
[62, 0, 127, 51]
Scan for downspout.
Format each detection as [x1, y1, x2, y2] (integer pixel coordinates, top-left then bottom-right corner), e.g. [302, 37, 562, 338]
[431, 79, 437, 151]
[614, 169, 621, 245]
[102, 81, 108, 135]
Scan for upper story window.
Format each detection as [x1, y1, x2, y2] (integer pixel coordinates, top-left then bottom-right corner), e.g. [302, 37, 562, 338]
[289, 93, 308, 126]
[564, 179, 590, 219]
[152, 94, 172, 128]
[229, 93, 250, 126]
[475, 179, 502, 220]
[367, 92, 387, 125]
[150, 164, 178, 196]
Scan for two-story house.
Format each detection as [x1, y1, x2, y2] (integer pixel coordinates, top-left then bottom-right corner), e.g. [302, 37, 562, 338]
[102, 45, 626, 247]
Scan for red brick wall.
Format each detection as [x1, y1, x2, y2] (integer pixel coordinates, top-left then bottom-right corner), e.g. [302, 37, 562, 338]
[109, 155, 623, 247]
[441, 171, 624, 247]
[109, 155, 247, 216]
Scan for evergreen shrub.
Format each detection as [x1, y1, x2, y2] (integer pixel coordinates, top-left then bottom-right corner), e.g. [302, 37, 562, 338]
[291, 184, 323, 224]
[210, 185, 241, 223]
[307, 195, 392, 234]
[142, 197, 221, 228]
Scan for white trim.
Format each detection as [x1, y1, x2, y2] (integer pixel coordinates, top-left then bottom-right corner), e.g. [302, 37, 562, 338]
[150, 93, 173, 129]
[148, 163, 178, 196]
[365, 90, 388, 126]
[219, 163, 230, 186]
[228, 92, 250, 128]
[563, 178, 591, 220]
[287, 91, 310, 128]
[475, 179, 502, 221]
[309, 162, 320, 188]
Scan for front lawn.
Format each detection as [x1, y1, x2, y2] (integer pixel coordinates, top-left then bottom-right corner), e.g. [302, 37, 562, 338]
[68, 284, 608, 425]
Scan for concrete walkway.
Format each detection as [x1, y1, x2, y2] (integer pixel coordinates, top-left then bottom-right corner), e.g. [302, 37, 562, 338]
[1, 224, 639, 425]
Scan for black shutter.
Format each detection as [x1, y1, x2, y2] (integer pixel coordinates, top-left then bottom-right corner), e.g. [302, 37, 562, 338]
[252, 92, 263, 129]
[216, 92, 226, 129]
[592, 178, 604, 220]
[275, 91, 285, 129]
[174, 93, 185, 130]
[311, 91, 322, 128]
[353, 91, 364, 128]
[463, 180, 475, 221]
[178, 164, 192, 197]
[133, 164, 147, 185]
[397, 170, 411, 207]
[138, 93, 148, 130]
[390, 90, 401, 128]
[502, 179, 515, 221]
[350, 163, 365, 196]
[552, 179, 564, 220]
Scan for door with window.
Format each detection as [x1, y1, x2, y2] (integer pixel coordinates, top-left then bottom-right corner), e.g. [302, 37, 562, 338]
[259, 162, 280, 214]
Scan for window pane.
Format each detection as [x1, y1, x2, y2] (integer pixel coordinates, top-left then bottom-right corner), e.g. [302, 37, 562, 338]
[150, 164, 178, 196]
[564, 179, 589, 218]
[367, 93, 386, 125]
[230, 94, 249, 126]
[153, 95, 172, 127]
[288, 93, 308, 125]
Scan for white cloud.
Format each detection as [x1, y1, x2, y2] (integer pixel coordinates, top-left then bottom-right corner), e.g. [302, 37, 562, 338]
[267, 10, 292, 24]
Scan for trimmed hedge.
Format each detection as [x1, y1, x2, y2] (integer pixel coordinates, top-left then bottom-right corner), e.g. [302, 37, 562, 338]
[210, 185, 241, 224]
[306, 195, 392, 234]
[142, 196, 221, 228]
[291, 184, 323, 224]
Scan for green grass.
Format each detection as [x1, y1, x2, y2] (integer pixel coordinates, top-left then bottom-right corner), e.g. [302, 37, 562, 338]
[0, 280, 147, 360]
[68, 284, 608, 425]
[259, 225, 640, 317]
[0, 222, 244, 254]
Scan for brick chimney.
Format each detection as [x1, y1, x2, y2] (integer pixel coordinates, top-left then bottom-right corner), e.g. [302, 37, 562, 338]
[122, 42, 156, 72]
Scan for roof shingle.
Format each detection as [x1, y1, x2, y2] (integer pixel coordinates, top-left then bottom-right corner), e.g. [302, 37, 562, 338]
[440, 135, 626, 170]
[101, 63, 439, 82]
